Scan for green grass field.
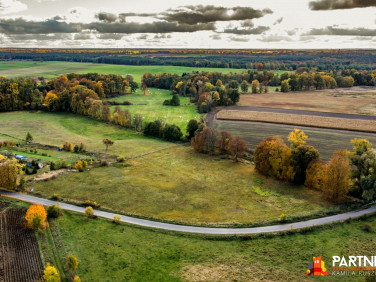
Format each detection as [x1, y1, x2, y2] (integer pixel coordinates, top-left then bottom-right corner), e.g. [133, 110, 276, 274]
[32, 145, 337, 225]
[38, 207, 376, 281]
[107, 88, 198, 132]
[0, 111, 169, 158]
[0, 61, 247, 82]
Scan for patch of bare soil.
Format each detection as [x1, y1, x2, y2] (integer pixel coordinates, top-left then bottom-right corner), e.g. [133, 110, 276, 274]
[32, 169, 76, 182]
[0, 208, 43, 282]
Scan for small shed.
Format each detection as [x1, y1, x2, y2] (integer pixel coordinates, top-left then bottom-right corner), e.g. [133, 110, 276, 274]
[15, 155, 27, 160]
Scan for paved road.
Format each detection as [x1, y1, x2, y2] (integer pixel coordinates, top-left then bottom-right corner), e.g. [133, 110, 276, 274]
[1, 190, 376, 235]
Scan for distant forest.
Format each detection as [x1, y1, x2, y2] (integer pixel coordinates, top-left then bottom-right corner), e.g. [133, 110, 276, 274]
[0, 48, 375, 71]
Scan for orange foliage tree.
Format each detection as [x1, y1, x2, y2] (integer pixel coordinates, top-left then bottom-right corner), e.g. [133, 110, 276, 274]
[25, 204, 47, 229]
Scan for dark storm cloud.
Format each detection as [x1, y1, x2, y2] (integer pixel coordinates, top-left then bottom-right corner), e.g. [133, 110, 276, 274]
[0, 18, 216, 34]
[222, 26, 269, 35]
[95, 12, 118, 23]
[6, 33, 71, 41]
[85, 21, 216, 33]
[309, 0, 376, 10]
[161, 5, 272, 25]
[97, 33, 124, 40]
[0, 18, 81, 34]
[306, 26, 376, 36]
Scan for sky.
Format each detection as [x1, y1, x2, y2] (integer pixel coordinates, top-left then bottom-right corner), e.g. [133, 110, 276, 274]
[0, 0, 375, 48]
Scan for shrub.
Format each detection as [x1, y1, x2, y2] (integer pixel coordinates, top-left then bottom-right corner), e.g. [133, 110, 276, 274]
[50, 161, 57, 171]
[73, 276, 81, 282]
[51, 194, 61, 201]
[186, 119, 199, 139]
[363, 224, 372, 232]
[75, 160, 87, 172]
[162, 124, 182, 141]
[18, 177, 26, 191]
[279, 213, 287, 222]
[113, 215, 121, 224]
[144, 120, 163, 138]
[100, 160, 109, 167]
[63, 142, 73, 152]
[117, 156, 125, 162]
[84, 200, 100, 208]
[43, 263, 60, 282]
[170, 94, 180, 106]
[67, 254, 79, 271]
[163, 99, 170, 105]
[85, 206, 94, 218]
[47, 205, 62, 218]
[25, 204, 47, 229]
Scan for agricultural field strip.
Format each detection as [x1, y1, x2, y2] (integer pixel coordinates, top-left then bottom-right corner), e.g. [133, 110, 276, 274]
[1, 190, 376, 235]
[217, 110, 376, 133]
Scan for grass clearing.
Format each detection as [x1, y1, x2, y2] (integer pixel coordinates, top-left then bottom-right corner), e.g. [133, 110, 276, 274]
[0, 111, 169, 157]
[217, 110, 376, 133]
[33, 146, 337, 225]
[107, 88, 198, 132]
[0, 61, 247, 82]
[37, 207, 376, 281]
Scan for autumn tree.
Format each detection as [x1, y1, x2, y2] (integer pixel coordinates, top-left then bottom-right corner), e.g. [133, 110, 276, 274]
[102, 138, 114, 151]
[191, 127, 218, 154]
[323, 150, 352, 203]
[44, 92, 59, 111]
[281, 79, 290, 92]
[305, 160, 326, 190]
[43, 263, 60, 282]
[288, 129, 307, 148]
[254, 136, 295, 182]
[229, 136, 247, 162]
[0, 158, 18, 190]
[217, 130, 233, 155]
[25, 204, 47, 229]
[251, 80, 260, 94]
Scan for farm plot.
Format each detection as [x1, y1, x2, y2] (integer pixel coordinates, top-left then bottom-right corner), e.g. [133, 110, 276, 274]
[239, 87, 376, 116]
[0, 208, 43, 282]
[217, 110, 376, 133]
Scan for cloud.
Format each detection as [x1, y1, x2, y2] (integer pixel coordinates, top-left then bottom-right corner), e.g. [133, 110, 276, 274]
[6, 33, 70, 41]
[0, 17, 216, 34]
[210, 34, 221, 40]
[161, 5, 272, 25]
[309, 0, 376, 10]
[0, 18, 81, 34]
[73, 33, 92, 40]
[97, 33, 124, 40]
[222, 26, 269, 35]
[274, 17, 283, 25]
[95, 12, 117, 23]
[258, 34, 292, 42]
[0, 0, 27, 14]
[306, 26, 376, 36]
[228, 35, 249, 42]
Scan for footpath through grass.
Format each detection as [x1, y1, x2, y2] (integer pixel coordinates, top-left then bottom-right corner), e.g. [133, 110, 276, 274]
[43, 208, 376, 281]
[33, 146, 337, 226]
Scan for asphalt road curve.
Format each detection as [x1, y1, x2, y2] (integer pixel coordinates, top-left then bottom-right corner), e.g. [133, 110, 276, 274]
[1, 190, 376, 235]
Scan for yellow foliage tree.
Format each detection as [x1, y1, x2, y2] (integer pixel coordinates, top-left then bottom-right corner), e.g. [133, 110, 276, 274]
[322, 150, 351, 203]
[43, 263, 60, 282]
[44, 92, 59, 110]
[305, 160, 326, 190]
[0, 158, 19, 190]
[25, 204, 47, 229]
[288, 129, 308, 148]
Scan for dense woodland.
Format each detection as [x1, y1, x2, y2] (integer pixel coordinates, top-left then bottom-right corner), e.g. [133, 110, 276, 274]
[1, 49, 376, 71]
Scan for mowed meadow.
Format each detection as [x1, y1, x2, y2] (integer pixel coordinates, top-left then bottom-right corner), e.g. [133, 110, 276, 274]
[106, 88, 198, 132]
[0, 61, 247, 82]
[0, 111, 169, 157]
